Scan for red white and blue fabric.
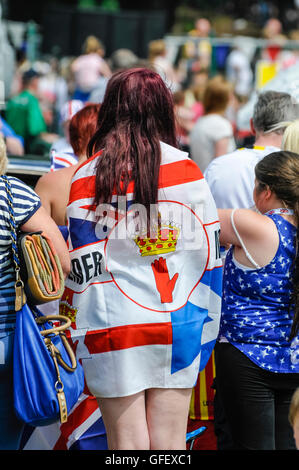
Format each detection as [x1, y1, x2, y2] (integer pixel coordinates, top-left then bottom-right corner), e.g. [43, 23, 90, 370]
[60, 141, 222, 398]
[50, 148, 78, 171]
[59, 100, 84, 125]
[50, 100, 84, 171]
[19, 394, 107, 450]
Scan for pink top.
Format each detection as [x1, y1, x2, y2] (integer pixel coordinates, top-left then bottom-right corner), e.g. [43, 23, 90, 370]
[72, 53, 105, 92]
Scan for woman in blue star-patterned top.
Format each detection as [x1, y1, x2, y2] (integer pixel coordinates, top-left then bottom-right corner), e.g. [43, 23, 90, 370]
[215, 151, 299, 450]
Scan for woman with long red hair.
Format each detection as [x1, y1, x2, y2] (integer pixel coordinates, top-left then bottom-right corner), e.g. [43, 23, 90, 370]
[62, 68, 222, 449]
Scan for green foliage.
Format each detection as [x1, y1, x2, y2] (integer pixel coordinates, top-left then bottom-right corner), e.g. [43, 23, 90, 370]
[78, 0, 97, 7]
[100, 0, 120, 11]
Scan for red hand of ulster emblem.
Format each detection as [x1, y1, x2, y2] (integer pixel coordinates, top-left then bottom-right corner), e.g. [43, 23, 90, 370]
[151, 257, 179, 303]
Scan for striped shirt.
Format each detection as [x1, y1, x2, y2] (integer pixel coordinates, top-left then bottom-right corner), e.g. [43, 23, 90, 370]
[0, 176, 41, 321]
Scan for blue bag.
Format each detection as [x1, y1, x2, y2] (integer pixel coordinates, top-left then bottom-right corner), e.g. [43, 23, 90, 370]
[2, 175, 84, 427]
[13, 303, 85, 427]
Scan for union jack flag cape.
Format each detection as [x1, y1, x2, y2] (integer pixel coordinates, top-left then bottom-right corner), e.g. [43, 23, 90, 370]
[59, 141, 222, 399]
[19, 393, 107, 450]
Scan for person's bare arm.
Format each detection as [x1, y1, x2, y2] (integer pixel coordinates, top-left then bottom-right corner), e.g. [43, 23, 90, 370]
[20, 206, 70, 278]
[214, 137, 230, 158]
[100, 60, 112, 78]
[5, 136, 24, 156]
[35, 166, 77, 226]
[34, 173, 53, 216]
[218, 208, 279, 267]
[218, 208, 274, 246]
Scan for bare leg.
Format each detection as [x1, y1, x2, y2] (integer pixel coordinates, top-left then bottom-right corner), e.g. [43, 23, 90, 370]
[97, 391, 150, 450]
[146, 388, 192, 450]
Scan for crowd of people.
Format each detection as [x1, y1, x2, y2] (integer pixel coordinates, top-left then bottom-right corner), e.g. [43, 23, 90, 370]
[0, 15, 299, 452]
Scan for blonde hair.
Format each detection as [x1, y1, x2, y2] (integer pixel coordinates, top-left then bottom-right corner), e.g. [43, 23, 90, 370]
[148, 39, 166, 61]
[0, 137, 8, 175]
[289, 388, 299, 426]
[83, 36, 103, 54]
[203, 75, 232, 114]
[281, 119, 299, 153]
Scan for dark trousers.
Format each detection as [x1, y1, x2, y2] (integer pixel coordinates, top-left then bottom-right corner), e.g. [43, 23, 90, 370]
[0, 328, 24, 449]
[214, 342, 299, 450]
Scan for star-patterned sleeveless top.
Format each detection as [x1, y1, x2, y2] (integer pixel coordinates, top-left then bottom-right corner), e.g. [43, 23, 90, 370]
[220, 212, 299, 373]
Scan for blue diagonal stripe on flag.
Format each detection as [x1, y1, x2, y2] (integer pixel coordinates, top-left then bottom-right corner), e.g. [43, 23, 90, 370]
[200, 267, 223, 297]
[171, 301, 211, 374]
[69, 217, 100, 248]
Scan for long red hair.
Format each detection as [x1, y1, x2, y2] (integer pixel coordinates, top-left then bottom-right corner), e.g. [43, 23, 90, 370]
[87, 68, 178, 211]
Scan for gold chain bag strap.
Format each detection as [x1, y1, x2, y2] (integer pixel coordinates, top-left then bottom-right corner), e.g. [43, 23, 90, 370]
[36, 315, 78, 423]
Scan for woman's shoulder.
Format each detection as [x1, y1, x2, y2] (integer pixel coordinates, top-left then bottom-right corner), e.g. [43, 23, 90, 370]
[233, 208, 279, 242]
[193, 113, 232, 133]
[36, 165, 77, 192]
[209, 113, 232, 128]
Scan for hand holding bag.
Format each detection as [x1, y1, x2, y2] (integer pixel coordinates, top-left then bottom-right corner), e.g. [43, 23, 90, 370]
[2, 175, 84, 426]
[18, 230, 65, 305]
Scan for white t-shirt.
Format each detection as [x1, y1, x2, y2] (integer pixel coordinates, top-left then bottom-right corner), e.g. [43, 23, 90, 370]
[204, 145, 280, 209]
[50, 136, 72, 155]
[190, 114, 236, 172]
[226, 49, 253, 97]
[152, 56, 180, 92]
[72, 53, 105, 92]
